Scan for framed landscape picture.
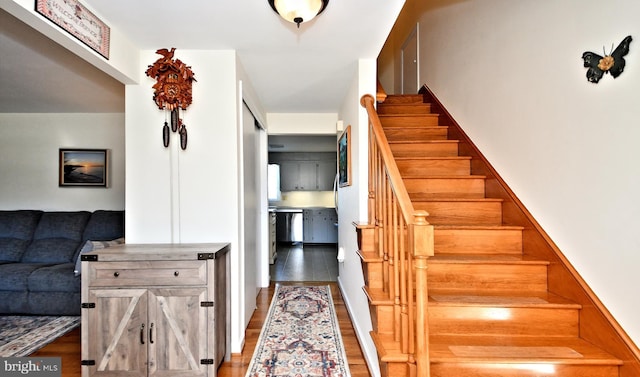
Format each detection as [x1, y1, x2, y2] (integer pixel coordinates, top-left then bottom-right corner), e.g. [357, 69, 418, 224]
[338, 125, 351, 187]
[59, 149, 109, 187]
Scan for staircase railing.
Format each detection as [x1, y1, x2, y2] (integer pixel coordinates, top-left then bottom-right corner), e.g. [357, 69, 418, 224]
[360, 94, 434, 376]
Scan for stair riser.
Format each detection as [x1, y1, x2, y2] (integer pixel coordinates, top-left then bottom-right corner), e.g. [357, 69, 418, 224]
[404, 178, 486, 198]
[431, 364, 619, 377]
[381, 115, 440, 127]
[435, 228, 523, 255]
[355, 226, 375, 252]
[357, 227, 525, 255]
[384, 127, 449, 141]
[362, 261, 384, 290]
[413, 201, 502, 226]
[429, 306, 579, 337]
[390, 142, 459, 157]
[396, 158, 470, 176]
[370, 303, 395, 336]
[378, 104, 432, 114]
[383, 94, 424, 104]
[370, 304, 579, 338]
[428, 263, 548, 292]
[378, 360, 411, 377]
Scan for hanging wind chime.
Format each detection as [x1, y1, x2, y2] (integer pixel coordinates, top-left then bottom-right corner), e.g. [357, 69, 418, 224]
[145, 48, 196, 150]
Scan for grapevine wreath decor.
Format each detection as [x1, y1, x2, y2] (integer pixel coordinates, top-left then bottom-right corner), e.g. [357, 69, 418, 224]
[145, 48, 196, 150]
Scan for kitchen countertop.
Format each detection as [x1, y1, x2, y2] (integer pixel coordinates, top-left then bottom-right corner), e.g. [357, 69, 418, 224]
[269, 206, 335, 212]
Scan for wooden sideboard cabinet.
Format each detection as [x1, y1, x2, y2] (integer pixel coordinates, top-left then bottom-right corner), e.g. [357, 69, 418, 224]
[80, 243, 229, 377]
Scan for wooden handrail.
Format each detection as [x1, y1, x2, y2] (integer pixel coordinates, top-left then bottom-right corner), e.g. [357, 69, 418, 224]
[361, 93, 434, 376]
[360, 95, 415, 225]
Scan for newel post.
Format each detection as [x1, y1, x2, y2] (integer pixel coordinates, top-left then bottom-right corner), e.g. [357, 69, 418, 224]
[412, 210, 434, 376]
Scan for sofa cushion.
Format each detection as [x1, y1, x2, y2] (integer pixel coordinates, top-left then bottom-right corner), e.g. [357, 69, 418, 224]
[0, 291, 29, 313]
[0, 210, 42, 262]
[21, 211, 91, 263]
[82, 210, 125, 241]
[28, 263, 80, 292]
[0, 263, 47, 291]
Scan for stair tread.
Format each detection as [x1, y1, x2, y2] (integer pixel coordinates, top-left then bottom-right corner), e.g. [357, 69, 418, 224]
[364, 286, 393, 305]
[356, 249, 382, 262]
[372, 333, 622, 365]
[428, 289, 582, 308]
[403, 175, 487, 179]
[434, 224, 524, 230]
[396, 156, 471, 161]
[412, 197, 504, 203]
[380, 113, 439, 118]
[390, 139, 459, 144]
[430, 335, 623, 365]
[365, 287, 580, 309]
[429, 254, 549, 265]
[379, 102, 429, 106]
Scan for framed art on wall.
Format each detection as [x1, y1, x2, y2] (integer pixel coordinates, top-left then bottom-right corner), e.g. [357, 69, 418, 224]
[59, 149, 109, 187]
[35, 0, 111, 59]
[338, 125, 351, 187]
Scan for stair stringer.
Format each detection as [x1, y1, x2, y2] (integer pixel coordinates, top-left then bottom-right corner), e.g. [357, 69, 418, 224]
[420, 84, 640, 377]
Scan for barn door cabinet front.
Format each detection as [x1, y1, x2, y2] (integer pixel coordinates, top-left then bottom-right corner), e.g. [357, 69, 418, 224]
[80, 243, 230, 377]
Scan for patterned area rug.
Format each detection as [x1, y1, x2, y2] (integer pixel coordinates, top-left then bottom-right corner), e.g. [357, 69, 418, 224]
[0, 316, 80, 357]
[246, 285, 350, 377]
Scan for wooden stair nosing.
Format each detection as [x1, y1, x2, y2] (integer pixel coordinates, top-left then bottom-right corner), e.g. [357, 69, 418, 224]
[370, 331, 411, 363]
[364, 286, 394, 306]
[357, 249, 383, 263]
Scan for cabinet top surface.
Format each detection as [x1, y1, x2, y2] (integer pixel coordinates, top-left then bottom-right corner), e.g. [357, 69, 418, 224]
[84, 242, 230, 261]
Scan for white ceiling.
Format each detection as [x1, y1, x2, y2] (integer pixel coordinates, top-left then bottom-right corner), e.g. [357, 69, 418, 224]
[0, 0, 404, 114]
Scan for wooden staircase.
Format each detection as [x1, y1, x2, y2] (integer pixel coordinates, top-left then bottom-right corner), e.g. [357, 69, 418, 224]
[357, 90, 640, 376]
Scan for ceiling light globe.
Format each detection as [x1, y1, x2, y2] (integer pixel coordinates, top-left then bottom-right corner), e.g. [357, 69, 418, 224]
[271, 0, 328, 27]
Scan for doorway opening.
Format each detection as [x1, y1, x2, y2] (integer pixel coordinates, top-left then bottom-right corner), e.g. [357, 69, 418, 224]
[267, 135, 339, 282]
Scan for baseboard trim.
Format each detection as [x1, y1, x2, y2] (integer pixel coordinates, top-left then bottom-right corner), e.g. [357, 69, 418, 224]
[337, 275, 381, 377]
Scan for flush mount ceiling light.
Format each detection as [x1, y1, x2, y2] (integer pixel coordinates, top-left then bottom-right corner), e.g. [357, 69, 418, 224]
[268, 0, 329, 28]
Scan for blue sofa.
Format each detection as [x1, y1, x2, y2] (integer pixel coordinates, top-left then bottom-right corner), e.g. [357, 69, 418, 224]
[0, 210, 124, 315]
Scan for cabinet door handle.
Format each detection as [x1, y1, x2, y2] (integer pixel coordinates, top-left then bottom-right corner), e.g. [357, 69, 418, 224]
[149, 323, 154, 344]
[140, 323, 145, 344]
[113, 271, 120, 277]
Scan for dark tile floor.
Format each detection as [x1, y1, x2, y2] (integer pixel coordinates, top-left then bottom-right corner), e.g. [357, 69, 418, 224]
[270, 243, 339, 282]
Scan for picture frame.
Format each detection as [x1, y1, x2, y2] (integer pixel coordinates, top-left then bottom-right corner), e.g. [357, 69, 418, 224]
[337, 125, 352, 187]
[35, 0, 110, 59]
[59, 149, 109, 187]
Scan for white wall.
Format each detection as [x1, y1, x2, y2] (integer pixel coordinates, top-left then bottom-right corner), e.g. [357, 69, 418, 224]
[0, 113, 125, 210]
[125, 49, 249, 353]
[381, 0, 640, 345]
[337, 59, 380, 376]
[267, 113, 338, 134]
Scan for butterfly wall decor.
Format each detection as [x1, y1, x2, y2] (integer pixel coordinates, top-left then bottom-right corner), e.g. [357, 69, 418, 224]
[582, 35, 632, 83]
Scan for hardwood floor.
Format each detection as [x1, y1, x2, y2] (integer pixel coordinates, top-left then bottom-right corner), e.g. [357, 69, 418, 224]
[31, 281, 370, 377]
[30, 326, 81, 377]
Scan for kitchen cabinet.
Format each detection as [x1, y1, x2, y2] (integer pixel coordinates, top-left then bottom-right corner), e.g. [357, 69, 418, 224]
[81, 243, 229, 377]
[271, 152, 336, 191]
[280, 161, 318, 191]
[316, 160, 336, 190]
[303, 209, 338, 244]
